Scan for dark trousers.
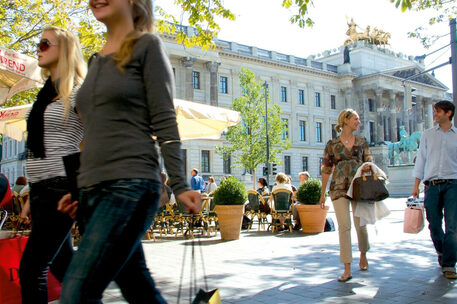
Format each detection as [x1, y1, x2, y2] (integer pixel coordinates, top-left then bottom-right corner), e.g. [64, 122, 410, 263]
[19, 177, 74, 304]
[60, 178, 166, 304]
[424, 181, 457, 272]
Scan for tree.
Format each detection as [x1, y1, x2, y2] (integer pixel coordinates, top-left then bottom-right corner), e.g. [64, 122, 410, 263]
[216, 68, 291, 189]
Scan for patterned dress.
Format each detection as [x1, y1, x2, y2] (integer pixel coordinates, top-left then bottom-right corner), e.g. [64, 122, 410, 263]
[321, 135, 373, 200]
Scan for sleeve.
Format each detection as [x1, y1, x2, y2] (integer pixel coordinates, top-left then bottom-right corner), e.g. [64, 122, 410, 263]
[412, 133, 427, 180]
[362, 139, 373, 162]
[321, 140, 335, 175]
[141, 34, 189, 196]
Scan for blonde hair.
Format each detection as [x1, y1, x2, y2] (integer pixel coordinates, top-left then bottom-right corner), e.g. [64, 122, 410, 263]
[113, 0, 153, 71]
[41, 26, 86, 119]
[334, 108, 357, 133]
[275, 173, 288, 184]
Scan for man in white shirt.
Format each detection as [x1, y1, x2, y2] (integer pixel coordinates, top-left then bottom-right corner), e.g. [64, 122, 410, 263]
[412, 100, 457, 279]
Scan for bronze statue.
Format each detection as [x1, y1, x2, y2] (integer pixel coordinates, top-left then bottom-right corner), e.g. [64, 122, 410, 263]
[344, 18, 390, 46]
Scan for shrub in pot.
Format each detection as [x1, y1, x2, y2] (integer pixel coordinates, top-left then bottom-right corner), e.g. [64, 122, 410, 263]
[295, 178, 329, 233]
[213, 176, 246, 240]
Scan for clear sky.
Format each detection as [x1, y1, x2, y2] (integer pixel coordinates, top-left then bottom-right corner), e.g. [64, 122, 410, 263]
[156, 0, 453, 93]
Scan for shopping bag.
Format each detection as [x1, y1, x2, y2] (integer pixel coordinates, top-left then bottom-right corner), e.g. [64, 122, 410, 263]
[0, 236, 61, 304]
[403, 207, 424, 234]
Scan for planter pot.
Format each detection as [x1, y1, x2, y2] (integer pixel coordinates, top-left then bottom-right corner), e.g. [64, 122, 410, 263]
[214, 205, 245, 240]
[296, 204, 329, 233]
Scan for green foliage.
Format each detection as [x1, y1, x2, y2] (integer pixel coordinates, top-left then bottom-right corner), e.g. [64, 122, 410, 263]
[212, 176, 247, 205]
[216, 68, 291, 186]
[296, 178, 322, 205]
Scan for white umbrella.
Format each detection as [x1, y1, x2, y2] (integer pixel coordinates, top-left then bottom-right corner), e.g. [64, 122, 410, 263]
[0, 46, 43, 104]
[0, 99, 241, 141]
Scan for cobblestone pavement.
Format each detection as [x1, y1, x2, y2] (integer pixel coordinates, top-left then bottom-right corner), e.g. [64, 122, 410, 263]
[73, 198, 457, 303]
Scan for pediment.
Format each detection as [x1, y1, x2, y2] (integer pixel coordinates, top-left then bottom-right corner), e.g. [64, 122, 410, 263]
[383, 66, 448, 90]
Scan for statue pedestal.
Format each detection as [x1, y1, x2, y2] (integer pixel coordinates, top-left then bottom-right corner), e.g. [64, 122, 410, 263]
[386, 165, 422, 197]
[337, 63, 352, 73]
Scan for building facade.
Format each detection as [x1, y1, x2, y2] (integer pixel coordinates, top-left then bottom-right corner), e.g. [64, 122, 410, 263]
[1, 27, 450, 188]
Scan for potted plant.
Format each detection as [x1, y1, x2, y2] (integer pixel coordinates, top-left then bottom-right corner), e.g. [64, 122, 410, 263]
[212, 176, 246, 240]
[295, 178, 329, 233]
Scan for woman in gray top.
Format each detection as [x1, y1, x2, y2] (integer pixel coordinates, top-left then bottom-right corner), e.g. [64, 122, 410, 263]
[58, 0, 201, 303]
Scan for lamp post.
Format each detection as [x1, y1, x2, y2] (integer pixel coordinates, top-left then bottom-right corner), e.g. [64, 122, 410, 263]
[263, 81, 270, 186]
[450, 19, 457, 126]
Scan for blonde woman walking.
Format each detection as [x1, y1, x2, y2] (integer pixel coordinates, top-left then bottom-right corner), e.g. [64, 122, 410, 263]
[320, 109, 372, 282]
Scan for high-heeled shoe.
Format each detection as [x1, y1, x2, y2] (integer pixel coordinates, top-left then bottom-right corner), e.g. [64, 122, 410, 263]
[338, 274, 352, 282]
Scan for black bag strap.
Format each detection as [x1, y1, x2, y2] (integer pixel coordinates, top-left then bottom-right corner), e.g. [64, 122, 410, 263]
[177, 214, 209, 303]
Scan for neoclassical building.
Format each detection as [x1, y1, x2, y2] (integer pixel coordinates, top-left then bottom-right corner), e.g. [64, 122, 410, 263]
[161, 26, 449, 186]
[0, 25, 450, 188]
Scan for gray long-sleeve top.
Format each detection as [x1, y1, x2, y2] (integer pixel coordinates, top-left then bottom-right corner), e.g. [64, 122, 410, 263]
[76, 34, 189, 195]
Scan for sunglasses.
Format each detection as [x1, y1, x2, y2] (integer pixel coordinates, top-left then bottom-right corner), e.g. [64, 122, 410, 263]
[37, 39, 58, 52]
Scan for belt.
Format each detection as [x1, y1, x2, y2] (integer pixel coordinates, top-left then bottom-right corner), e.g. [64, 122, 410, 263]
[424, 179, 457, 186]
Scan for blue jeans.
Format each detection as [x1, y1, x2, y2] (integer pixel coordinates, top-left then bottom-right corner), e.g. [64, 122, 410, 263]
[19, 177, 74, 304]
[424, 181, 457, 272]
[60, 178, 166, 304]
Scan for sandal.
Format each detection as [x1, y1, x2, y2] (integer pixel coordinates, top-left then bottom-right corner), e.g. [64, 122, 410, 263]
[337, 274, 352, 282]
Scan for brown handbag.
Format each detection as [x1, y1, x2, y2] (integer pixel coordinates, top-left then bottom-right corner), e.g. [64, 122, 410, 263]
[352, 170, 389, 202]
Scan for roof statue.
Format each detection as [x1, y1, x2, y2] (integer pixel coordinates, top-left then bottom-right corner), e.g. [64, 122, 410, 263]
[344, 18, 391, 46]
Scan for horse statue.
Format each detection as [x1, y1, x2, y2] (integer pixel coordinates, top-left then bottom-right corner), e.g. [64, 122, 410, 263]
[387, 126, 422, 165]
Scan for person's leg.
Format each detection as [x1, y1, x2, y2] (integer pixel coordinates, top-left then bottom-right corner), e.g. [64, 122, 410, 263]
[60, 179, 163, 304]
[19, 179, 74, 304]
[115, 243, 167, 303]
[332, 197, 352, 264]
[292, 203, 301, 227]
[424, 184, 444, 259]
[351, 201, 370, 269]
[442, 182, 457, 274]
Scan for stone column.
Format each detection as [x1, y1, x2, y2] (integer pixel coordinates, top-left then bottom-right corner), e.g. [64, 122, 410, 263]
[358, 90, 368, 138]
[389, 91, 398, 142]
[425, 99, 434, 129]
[342, 88, 352, 109]
[206, 61, 220, 106]
[375, 88, 384, 143]
[181, 57, 196, 101]
[415, 96, 424, 132]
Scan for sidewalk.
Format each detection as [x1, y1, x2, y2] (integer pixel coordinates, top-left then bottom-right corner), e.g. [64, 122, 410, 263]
[97, 198, 456, 303]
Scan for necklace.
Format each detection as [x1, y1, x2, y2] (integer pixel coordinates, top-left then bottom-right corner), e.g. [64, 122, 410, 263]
[341, 136, 353, 144]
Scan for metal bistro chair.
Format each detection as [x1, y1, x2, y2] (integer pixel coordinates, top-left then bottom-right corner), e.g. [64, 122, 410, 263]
[270, 189, 293, 233]
[245, 190, 268, 231]
[200, 193, 218, 237]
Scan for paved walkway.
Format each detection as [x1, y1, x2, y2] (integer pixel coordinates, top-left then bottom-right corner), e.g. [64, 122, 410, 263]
[87, 198, 456, 303]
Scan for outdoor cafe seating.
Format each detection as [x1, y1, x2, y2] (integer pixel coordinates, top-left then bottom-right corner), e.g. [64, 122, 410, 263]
[269, 189, 293, 233]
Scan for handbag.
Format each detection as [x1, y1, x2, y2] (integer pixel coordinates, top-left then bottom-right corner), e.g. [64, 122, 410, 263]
[352, 169, 389, 202]
[178, 215, 221, 304]
[0, 236, 61, 304]
[403, 206, 424, 234]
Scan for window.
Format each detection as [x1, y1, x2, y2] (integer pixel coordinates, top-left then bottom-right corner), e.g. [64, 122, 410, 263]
[219, 76, 228, 94]
[302, 156, 308, 171]
[331, 124, 337, 139]
[315, 92, 321, 107]
[284, 156, 291, 175]
[281, 86, 287, 102]
[368, 98, 374, 112]
[298, 89, 305, 105]
[331, 95, 336, 109]
[299, 120, 306, 141]
[282, 118, 289, 140]
[192, 71, 200, 89]
[369, 121, 375, 143]
[223, 153, 231, 174]
[201, 150, 210, 173]
[318, 158, 323, 176]
[316, 122, 322, 143]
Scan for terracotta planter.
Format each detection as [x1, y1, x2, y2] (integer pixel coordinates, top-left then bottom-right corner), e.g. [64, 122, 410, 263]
[296, 204, 329, 233]
[214, 205, 245, 240]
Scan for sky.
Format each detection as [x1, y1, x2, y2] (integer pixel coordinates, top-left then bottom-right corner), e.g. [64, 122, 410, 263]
[156, 0, 454, 93]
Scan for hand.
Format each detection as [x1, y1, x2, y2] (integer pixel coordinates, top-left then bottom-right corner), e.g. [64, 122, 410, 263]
[361, 164, 371, 172]
[57, 193, 79, 219]
[177, 190, 202, 214]
[412, 186, 419, 199]
[319, 194, 326, 209]
[20, 197, 31, 224]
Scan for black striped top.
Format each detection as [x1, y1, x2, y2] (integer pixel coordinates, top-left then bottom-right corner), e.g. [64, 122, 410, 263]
[26, 87, 83, 183]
